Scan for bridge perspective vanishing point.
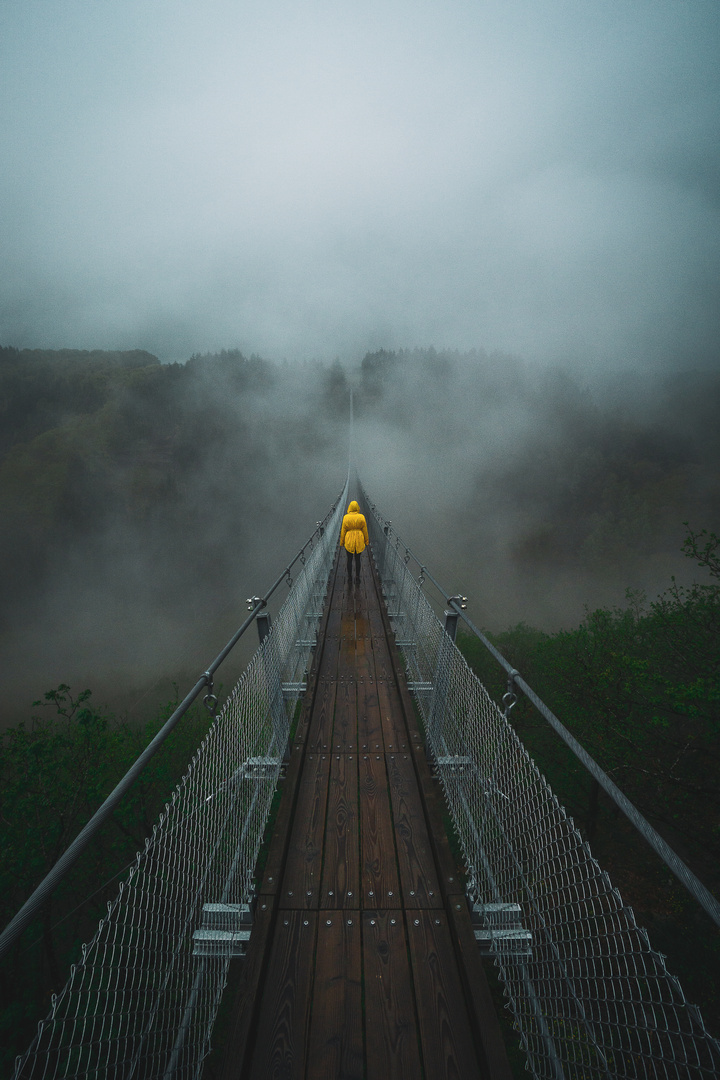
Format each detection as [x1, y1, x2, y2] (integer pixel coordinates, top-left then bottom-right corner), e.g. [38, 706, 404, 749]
[4, 473, 720, 1079]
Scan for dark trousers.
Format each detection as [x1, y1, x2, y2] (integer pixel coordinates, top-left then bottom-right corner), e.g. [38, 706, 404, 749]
[346, 550, 361, 579]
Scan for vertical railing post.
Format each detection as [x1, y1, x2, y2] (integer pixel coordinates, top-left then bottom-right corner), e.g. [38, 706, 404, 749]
[257, 612, 289, 763]
[444, 609, 459, 643]
[426, 610, 457, 758]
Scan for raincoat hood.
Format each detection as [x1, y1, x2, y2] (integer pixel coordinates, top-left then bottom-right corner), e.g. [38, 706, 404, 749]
[347, 501, 360, 513]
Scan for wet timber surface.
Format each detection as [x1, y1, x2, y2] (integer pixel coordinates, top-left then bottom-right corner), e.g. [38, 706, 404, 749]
[218, 545, 513, 1080]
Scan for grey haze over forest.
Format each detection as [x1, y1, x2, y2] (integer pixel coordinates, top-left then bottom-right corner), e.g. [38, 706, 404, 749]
[1, 2, 720, 724]
[1, 345, 718, 727]
[1, 0, 719, 369]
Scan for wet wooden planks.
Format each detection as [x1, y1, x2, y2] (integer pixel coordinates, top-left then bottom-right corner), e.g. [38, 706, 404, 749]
[221, 541, 510, 1080]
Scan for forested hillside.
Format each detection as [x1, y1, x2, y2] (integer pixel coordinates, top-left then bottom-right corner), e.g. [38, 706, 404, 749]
[0, 347, 343, 719]
[1, 345, 719, 722]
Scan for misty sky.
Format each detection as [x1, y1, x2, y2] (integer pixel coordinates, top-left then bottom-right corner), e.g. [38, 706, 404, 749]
[1, 0, 719, 368]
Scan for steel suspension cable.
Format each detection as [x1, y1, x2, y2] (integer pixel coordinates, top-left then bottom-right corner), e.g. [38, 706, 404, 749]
[0, 492, 344, 964]
[359, 485, 720, 931]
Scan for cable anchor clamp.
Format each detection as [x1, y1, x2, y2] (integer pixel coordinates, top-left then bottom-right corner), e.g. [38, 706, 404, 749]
[448, 595, 468, 610]
[502, 669, 520, 716]
[202, 671, 218, 714]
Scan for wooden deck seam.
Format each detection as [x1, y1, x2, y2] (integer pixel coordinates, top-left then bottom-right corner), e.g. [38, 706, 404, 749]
[365, 542, 514, 1080]
[216, 538, 514, 1080]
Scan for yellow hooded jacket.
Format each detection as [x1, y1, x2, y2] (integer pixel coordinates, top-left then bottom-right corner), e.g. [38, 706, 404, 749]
[340, 501, 369, 554]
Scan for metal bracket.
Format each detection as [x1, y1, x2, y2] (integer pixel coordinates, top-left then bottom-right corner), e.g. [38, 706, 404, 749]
[469, 901, 532, 960]
[435, 755, 475, 772]
[444, 610, 459, 642]
[257, 611, 272, 644]
[202, 671, 218, 714]
[448, 594, 468, 610]
[282, 682, 307, 698]
[238, 756, 281, 781]
[502, 669, 520, 717]
[192, 903, 253, 958]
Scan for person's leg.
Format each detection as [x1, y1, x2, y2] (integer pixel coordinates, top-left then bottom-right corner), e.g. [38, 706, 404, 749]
[354, 552, 361, 583]
[346, 548, 353, 580]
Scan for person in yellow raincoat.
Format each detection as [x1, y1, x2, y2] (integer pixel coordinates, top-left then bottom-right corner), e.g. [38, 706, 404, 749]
[340, 500, 369, 585]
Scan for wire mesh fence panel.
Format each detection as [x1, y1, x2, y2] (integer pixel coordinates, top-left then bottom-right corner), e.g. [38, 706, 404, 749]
[13, 486, 347, 1080]
[364, 492, 720, 1080]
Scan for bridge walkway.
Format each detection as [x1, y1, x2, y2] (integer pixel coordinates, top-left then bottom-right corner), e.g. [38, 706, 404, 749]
[218, 546, 513, 1079]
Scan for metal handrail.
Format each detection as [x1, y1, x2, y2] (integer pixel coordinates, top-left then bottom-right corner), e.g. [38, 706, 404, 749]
[359, 484, 720, 931]
[0, 491, 344, 962]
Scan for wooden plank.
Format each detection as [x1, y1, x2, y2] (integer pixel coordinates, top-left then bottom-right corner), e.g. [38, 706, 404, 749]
[359, 752, 401, 907]
[357, 671, 383, 750]
[363, 910, 423, 1080]
[365, 581, 412, 751]
[446, 900, 516, 1080]
[367, 558, 466, 899]
[365, 594, 392, 663]
[339, 581, 358, 626]
[306, 913, 363, 1080]
[218, 899, 275, 1080]
[316, 631, 340, 681]
[373, 657, 410, 746]
[259, 737, 308, 897]
[312, 554, 342, 686]
[332, 672, 357, 752]
[406, 910, 482, 1080]
[281, 753, 331, 908]
[307, 676, 337, 752]
[321, 752, 360, 909]
[248, 910, 317, 1080]
[386, 752, 442, 908]
[356, 628, 384, 749]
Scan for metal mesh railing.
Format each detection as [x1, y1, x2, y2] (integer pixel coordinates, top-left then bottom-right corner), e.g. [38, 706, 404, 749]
[13, 484, 347, 1080]
[364, 492, 720, 1080]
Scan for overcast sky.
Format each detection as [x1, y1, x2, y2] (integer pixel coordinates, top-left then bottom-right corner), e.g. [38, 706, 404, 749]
[1, 0, 719, 368]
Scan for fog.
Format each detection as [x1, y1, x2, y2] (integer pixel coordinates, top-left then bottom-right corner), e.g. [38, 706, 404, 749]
[1, 345, 717, 729]
[2, 0, 719, 367]
[0, 354, 344, 722]
[1, 2, 719, 724]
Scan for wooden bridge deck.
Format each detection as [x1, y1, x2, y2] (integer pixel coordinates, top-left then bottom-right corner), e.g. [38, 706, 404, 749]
[219, 546, 513, 1080]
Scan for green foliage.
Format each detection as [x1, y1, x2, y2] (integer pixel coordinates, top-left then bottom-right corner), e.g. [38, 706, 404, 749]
[0, 686, 212, 1072]
[461, 527, 720, 858]
[458, 524, 720, 1033]
[682, 524, 720, 579]
[0, 347, 160, 455]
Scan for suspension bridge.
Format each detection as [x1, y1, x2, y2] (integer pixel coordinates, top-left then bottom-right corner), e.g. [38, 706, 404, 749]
[3, 476, 720, 1079]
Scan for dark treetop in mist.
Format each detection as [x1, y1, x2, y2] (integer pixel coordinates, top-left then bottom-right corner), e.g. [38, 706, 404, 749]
[1, 0, 719, 369]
